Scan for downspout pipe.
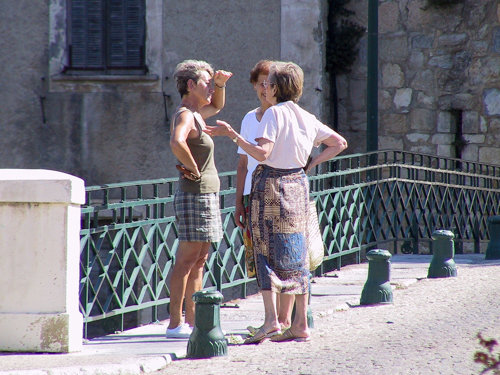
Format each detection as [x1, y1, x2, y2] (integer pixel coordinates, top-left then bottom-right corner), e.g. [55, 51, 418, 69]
[366, 0, 379, 157]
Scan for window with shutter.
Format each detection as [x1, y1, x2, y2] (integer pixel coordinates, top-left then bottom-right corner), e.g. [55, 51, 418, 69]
[67, 0, 146, 75]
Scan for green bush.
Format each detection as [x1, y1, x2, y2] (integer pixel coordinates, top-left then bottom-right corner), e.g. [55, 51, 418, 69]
[325, 0, 365, 75]
[325, 0, 365, 130]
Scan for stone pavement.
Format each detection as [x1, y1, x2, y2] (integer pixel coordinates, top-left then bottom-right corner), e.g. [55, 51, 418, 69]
[1, 254, 499, 375]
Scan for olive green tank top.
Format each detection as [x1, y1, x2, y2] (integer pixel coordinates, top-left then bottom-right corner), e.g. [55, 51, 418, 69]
[172, 107, 220, 194]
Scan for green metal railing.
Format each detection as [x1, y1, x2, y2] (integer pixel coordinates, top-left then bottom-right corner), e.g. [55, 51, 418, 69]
[80, 150, 500, 337]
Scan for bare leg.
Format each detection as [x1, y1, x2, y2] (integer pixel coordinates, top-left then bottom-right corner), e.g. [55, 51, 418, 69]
[260, 290, 280, 333]
[278, 294, 294, 328]
[184, 242, 210, 326]
[167, 241, 208, 329]
[289, 293, 310, 338]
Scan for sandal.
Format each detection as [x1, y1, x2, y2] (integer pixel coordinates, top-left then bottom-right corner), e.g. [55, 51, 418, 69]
[246, 325, 261, 335]
[243, 327, 281, 345]
[270, 328, 311, 343]
[247, 323, 289, 335]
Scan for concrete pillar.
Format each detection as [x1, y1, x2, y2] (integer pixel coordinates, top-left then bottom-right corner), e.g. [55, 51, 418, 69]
[0, 170, 85, 352]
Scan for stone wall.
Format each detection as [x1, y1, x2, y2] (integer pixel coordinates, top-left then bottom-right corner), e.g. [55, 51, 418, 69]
[339, 0, 500, 164]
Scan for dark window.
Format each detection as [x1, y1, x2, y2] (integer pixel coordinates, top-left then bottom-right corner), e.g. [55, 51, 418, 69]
[67, 0, 146, 75]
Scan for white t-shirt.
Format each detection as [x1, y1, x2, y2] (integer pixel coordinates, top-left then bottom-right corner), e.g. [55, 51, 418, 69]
[238, 108, 261, 195]
[254, 101, 335, 169]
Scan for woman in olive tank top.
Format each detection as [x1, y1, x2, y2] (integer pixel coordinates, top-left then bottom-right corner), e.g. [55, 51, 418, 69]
[167, 60, 232, 338]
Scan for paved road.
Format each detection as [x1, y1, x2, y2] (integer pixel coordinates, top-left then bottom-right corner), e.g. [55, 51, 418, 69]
[156, 261, 500, 375]
[1, 255, 498, 375]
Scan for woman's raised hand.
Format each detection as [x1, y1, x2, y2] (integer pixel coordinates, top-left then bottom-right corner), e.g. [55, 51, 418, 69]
[204, 120, 235, 138]
[213, 70, 233, 88]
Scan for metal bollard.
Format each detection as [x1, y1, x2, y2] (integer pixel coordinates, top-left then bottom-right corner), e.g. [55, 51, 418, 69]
[485, 216, 500, 260]
[186, 290, 227, 359]
[360, 249, 393, 305]
[428, 230, 457, 278]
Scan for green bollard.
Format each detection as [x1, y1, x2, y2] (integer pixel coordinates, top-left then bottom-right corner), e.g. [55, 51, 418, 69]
[428, 230, 457, 278]
[485, 216, 500, 260]
[360, 249, 393, 305]
[186, 290, 227, 359]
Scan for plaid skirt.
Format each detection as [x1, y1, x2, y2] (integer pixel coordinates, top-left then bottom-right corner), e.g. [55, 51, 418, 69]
[174, 191, 223, 242]
[249, 165, 310, 294]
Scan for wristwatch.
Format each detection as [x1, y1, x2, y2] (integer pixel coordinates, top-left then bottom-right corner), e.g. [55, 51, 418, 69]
[232, 136, 238, 143]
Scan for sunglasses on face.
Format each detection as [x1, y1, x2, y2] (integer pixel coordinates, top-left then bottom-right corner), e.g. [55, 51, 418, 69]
[262, 80, 275, 88]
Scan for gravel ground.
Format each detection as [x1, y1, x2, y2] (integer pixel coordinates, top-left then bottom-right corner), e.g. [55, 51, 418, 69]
[156, 263, 500, 375]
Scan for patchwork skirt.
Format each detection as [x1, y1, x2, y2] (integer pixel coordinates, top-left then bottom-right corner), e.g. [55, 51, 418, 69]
[249, 165, 310, 294]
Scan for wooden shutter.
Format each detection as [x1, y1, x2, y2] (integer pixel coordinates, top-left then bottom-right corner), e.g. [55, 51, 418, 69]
[108, 0, 145, 69]
[68, 0, 145, 73]
[70, 0, 105, 69]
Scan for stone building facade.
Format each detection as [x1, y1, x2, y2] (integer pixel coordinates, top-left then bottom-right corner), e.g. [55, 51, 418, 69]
[339, 0, 500, 164]
[1, 0, 499, 187]
[0, 0, 325, 185]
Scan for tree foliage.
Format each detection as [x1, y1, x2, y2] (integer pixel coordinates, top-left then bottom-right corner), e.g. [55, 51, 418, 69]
[325, 0, 365, 130]
[325, 0, 365, 75]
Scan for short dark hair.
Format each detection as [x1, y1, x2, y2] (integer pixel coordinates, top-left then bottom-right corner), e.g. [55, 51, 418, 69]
[174, 60, 214, 97]
[268, 62, 304, 103]
[249, 60, 273, 84]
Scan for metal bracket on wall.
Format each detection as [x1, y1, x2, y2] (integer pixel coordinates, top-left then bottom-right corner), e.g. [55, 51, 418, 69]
[39, 76, 47, 124]
[163, 76, 171, 132]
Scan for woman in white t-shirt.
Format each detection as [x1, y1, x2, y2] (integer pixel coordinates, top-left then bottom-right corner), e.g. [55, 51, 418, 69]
[235, 61, 272, 267]
[205, 62, 348, 344]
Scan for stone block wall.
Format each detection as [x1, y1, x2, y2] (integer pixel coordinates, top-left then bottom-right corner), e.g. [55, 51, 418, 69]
[338, 0, 500, 164]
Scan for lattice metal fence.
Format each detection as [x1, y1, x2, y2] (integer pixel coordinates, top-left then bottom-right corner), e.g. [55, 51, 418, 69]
[80, 150, 500, 337]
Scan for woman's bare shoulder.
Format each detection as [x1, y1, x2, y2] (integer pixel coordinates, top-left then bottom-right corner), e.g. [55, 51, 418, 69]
[174, 108, 196, 126]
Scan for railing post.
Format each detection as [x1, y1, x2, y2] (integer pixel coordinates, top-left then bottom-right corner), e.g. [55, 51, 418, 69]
[0, 170, 85, 352]
[485, 216, 500, 260]
[214, 246, 223, 292]
[452, 227, 464, 255]
[474, 221, 480, 254]
[411, 215, 419, 254]
[367, 183, 380, 249]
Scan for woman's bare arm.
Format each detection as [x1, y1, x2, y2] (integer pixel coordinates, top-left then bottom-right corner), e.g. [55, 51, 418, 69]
[200, 70, 233, 119]
[235, 154, 248, 229]
[305, 132, 348, 173]
[204, 120, 274, 162]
